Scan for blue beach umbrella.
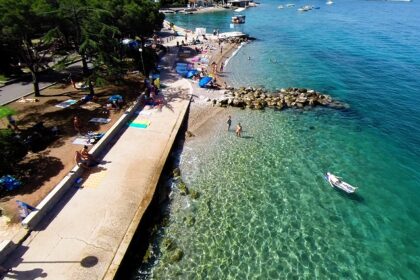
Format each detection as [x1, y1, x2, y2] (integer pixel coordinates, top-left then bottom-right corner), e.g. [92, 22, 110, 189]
[199, 76, 212, 88]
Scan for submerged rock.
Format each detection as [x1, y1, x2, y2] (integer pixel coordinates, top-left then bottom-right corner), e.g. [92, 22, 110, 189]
[173, 167, 181, 177]
[178, 180, 189, 195]
[185, 131, 195, 138]
[169, 248, 184, 263]
[189, 189, 200, 199]
[184, 215, 196, 227]
[162, 237, 176, 251]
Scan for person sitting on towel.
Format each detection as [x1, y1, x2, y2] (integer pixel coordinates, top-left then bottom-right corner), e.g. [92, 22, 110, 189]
[80, 145, 99, 165]
[75, 148, 98, 169]
[75, 151, 90, 169]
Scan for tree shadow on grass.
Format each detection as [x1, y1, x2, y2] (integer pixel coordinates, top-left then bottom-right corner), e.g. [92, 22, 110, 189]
[0, 154, 64, 199]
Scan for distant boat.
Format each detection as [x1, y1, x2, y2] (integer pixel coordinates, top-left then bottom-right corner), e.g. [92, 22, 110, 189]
[324, 172, 358, 194]
[326, 0, 334, 5]
[234, 7, 246, 12]
[298, 5, 313, 12]
[286, 3, 295, 7]
[218, 31, 247, 39]
[278, 5, 284, 9]
[180, 8, 197, 14]
[232, 15, 246, 24]
[160, 9, 176, 14]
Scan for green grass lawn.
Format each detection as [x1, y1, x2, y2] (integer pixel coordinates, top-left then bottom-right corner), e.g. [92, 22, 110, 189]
[0, 74, 7, 83]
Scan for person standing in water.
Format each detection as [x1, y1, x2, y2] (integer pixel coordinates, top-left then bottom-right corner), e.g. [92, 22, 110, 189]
[236, 123, 242, 137]
[227, 116, 232, 131]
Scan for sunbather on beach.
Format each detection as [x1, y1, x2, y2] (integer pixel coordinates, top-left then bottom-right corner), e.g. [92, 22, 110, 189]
[75, 151, 90, 169]
[73, 116, 82, 135]
[80, 145, 99, 164]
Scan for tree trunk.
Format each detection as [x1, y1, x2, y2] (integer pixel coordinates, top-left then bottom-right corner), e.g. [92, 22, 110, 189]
[81, 55, 89, 75]
[81, 55, 95, 95]
[31, 71, 41, 97]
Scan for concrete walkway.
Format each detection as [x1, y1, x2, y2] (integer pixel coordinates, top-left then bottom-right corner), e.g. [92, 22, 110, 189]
[2, 79, 191, 279]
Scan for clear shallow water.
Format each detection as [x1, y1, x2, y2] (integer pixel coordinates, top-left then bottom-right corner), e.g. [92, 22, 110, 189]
[135, 1, 420, 278]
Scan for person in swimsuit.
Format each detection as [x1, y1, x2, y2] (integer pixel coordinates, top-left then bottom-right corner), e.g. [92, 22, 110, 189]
[236, 123, 242, 137]
[227, 116, 232, 131]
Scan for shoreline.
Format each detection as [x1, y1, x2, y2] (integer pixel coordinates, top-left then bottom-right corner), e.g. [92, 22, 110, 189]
[161, 20, 249, 132]
[115, 21, 247, 277]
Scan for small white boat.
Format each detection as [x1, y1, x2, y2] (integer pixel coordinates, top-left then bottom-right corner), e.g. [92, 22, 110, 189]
[326, 0, 334, 5]
[278, 5, 284, 9]
[232, 15, 246, 24]
[286, 4, 295, 7]
[234, 7, 246, 12]
[160, 9, 176, 14]
[298, 5, 313, 12]
[325, 172, 357, 194]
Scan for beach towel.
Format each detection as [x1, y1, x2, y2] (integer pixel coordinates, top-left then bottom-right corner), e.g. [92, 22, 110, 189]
[55, 99, 77, 108]
[138, 111, 153, 116]
[80, 102, 101, 111]
[129, 119, 151, 129]
[89, 118, 111, 124]
[72, 137, 93, 145]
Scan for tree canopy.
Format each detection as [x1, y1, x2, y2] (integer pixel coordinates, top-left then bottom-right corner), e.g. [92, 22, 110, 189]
[0, 0, 165, 93]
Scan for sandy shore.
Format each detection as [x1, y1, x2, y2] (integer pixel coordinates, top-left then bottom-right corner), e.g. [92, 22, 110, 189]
[194, 6, 229, 14]
[160, 20, 246, 136]
[164, 6, 229, 14]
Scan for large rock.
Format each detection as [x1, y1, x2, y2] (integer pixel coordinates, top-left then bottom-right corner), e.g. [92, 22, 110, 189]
[253, 101, 264, 110]
[232, 98, 244, 107]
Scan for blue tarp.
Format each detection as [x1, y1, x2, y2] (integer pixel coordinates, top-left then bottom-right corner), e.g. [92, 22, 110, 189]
[176, 68, 189, 76]
[0, 175, 22, 191]
[108, 95, 123, 102]
[199, 76, 213, 88]
[186, 70, 198, 78]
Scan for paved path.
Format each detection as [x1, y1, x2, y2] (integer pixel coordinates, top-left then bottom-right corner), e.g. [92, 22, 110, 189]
[0, 60, 85, 106]
[0, 78, 54, 106]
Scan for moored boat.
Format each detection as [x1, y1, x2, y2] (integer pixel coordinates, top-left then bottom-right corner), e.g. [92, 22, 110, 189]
[298, 5, 313, 12]
[232, 15, 246, 24]
[324, 172, 357, 194]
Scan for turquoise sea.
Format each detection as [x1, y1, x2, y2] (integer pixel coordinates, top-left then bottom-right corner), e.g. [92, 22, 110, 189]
[132, 1, 420, 278]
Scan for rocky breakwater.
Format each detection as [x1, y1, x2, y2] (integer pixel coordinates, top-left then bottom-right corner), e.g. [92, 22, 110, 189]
[211, 87, 348, 110]
[220, 36, 251, 44]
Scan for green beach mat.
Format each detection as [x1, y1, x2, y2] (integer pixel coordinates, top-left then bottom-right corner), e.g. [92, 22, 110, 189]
[129, 119, 151, 128]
